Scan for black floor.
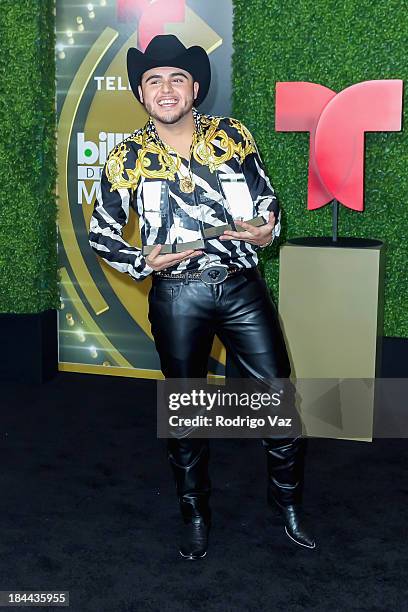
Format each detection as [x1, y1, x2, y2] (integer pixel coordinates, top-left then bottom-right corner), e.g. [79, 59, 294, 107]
[0, 372, 407, 612]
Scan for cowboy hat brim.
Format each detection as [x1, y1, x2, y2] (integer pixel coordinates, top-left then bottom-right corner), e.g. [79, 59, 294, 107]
[127, 45, 211, 107]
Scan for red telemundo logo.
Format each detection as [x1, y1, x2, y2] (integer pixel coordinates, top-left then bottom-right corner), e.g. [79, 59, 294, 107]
[276, 80, 403, 211]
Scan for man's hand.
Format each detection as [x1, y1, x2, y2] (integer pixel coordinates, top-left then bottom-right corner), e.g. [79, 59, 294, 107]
[219, 211, 276, 247]
[146, 244, 203, 271]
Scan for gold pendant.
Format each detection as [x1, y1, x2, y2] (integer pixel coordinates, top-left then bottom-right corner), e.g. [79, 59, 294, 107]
[179, 176, 195, 193]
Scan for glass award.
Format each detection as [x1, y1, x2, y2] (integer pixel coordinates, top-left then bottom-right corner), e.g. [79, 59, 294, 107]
[169, 184, 206, 253]
[141, 180, 205, 256]
[195, 182, 232, 240]
[218, 173, 266, 234]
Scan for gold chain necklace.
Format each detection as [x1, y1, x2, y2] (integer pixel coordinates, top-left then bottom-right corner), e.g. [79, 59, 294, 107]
[160, 130, 199, 194]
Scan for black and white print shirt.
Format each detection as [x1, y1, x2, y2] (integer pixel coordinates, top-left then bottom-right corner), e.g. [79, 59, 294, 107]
[89, 108, 281, 281]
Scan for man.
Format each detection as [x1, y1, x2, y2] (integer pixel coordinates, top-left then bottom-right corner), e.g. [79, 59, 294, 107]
[89, 34, 315, 559]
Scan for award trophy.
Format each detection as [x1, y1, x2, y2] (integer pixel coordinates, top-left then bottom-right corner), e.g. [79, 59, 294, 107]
[141, 180, 205, 256]
[210, 172, 267, 236]
[140, 174, 268, 285]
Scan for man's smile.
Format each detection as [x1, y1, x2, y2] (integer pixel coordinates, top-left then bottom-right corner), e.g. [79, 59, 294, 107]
[157, 98, 179, 108]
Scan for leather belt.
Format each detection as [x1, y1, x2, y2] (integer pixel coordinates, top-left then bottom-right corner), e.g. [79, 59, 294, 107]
[153, 264, 244, 285]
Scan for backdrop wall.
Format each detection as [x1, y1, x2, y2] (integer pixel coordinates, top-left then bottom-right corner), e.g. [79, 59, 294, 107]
[0, 1, 406, 348]
[0, 0, 58, 314]
[232, 0, 407, 337]
[56, 0, 233, 378]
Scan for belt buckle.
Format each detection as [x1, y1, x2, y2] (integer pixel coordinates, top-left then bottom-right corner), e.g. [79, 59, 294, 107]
[199, 265, 229, 285]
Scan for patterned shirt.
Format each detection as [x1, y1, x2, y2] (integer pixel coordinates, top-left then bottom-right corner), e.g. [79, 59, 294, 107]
[88, 108, 281, 281]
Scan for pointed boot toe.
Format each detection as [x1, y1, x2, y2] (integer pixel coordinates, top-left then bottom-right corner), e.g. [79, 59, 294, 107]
[280, 504, 316, 549]
[178, 516, 210, 560]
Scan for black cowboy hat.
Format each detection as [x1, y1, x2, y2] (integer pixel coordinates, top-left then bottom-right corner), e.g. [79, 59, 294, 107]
[127, 34, 211, 106]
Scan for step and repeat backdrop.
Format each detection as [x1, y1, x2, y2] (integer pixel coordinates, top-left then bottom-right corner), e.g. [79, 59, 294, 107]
[57, 0, 232, 378]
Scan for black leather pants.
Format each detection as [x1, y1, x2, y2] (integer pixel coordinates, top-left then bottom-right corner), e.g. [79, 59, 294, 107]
[148, 267, 306, 522]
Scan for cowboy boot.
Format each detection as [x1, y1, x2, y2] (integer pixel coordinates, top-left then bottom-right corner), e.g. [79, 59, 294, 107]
[262, 436, 316, 549]
[168, 437, 211, 560]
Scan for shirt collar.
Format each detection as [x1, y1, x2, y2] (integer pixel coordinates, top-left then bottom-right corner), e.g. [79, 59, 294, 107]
[144, 107, 204, 151]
